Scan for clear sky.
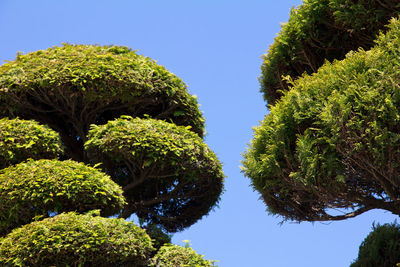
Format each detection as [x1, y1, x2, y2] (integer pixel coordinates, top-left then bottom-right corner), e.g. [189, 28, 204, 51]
[1, 1, 398, 266]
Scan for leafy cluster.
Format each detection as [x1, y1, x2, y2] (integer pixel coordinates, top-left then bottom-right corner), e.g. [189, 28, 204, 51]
[244, 17, 400, 221]
[0, 44, 221, 265]
[150, 243, 215, 267]
[0, 44, 204, 161]
[351, 222, 400, 267]
[85, 116, 225, 232]
[0, 159, 126, 236]
[0, 117, 63, 168]
[261, 0, 400, 106]
[0, 212, 153, 267]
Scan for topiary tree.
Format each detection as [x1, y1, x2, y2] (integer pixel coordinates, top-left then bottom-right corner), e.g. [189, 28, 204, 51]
[351, 222, 400, 267]
[243, 11, 400, 221]
[0, 44, 204, 161]
[0, 44, 222, 265]
[261, 0, 400, 106]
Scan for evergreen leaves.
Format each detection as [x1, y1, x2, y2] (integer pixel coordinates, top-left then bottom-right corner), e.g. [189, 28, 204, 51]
[244, 17, 400, 222]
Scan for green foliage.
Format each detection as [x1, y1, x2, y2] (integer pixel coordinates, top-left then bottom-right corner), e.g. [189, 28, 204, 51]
[261, 0, 400, 106]
[0, 117, 63, 168]
[0, 44, 204, 161]
[0, 211, 153, 267]
[150, 243, 216, 267]
[243, 17, 400, 221]
[0, 159, 126, 236]
[0, 44, 221, 264]
[351, 222, 400, 267]
[85, 116, 225, 232]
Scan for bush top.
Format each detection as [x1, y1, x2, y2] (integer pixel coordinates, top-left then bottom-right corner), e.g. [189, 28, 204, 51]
[86, 116, 221, 168]
[0, 44, 204, 136]
[0, 211, 153, 266]
[85, 116, 225, 232]
[260, 0, 400, 106]
[351, 222, 400, 267]
[150, 243, 215, 267]
[0, 159, 126, 235]
[0, 118, 63, 168]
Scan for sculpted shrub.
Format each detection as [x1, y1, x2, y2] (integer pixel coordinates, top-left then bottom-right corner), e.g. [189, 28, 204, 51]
[0, 44, 204, 161]
[85, 116, 224, 232]
[0, 118, 63, 168]
[0, 159, 126, 236]
[0, 212, 153, 267]
[0, 44, 222, 264]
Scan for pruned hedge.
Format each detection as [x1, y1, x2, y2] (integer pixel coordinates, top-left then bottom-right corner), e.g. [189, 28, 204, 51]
[261, 0, 400, 106]
[0, 44, 204, 160]
[244, 17, 400, 221]
[0, 211, 153, 267]
[0, 117, 63, 168]
[85, 116, 225, 232]
[0, 159, 126, 236]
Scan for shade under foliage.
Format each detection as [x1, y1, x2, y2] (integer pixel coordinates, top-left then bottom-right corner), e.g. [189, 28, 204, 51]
[0, 211, 153, 267]
[0, 117, 63, 169]
[150, 243, 215, 267]
[261, 0, 400, 106]
[143, 224, 172, 250]
[351, 222, 400, 267]
[0, 159, 126, 236]
[243, 17, 400, 222]
[85, 116, 225, 232]
[0, 44, 204, 161]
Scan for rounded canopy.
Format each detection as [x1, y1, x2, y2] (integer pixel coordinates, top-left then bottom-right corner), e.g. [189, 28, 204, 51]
[260, 0, 400, 106]
[0, 159, 126, 236]
[0, 212, 153, 266]
[150, 243, 214, 267]
[0, 117, 63, 168]
[0, 44, 204, 161]
[85, 116, 225, 232]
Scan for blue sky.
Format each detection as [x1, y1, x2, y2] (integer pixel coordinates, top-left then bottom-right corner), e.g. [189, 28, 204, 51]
[1, 1, 398, 266]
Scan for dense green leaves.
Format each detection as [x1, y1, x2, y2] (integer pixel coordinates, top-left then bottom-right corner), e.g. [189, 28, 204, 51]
[261, 0, 400, 106]
[0, 44, 221, 264]
[0, 44, 204, 161]
[243, 17, 400, 221]
[351, 222, 400, 267]
[0, 211, 153, 267]
[0, 159, 126, 236]
[150, 243, 215, 267]
[85, 116, 225, 232]
[0, 118, 63, 168]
